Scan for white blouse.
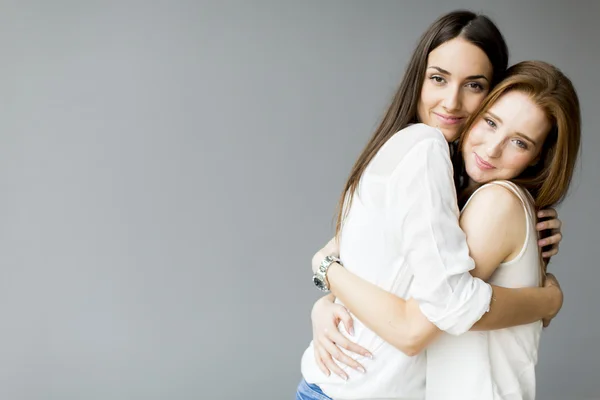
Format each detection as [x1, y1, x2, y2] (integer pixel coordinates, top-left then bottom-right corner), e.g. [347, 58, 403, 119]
[301, 123, 492, 400]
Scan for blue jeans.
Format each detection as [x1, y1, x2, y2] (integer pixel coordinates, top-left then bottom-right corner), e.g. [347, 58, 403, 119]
[296, 379, 332, 400]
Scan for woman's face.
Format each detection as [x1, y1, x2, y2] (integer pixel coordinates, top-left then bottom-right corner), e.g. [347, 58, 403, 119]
[417, 37, 493, 141]
[462, 90, 551, 185]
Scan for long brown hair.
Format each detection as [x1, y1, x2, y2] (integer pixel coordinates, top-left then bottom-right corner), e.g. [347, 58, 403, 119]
[335, 10, 508, 236]
[456, 61, 581, 210]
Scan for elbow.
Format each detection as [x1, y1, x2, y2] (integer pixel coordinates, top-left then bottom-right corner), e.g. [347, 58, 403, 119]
[390, 326, 426, 357]
[404, 348, 420, 357]
[402, 333, 427, 357]
[386, 302, 430, 356]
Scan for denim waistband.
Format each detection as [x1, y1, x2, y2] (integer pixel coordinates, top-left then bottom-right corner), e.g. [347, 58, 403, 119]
[296, 379, 332, 400]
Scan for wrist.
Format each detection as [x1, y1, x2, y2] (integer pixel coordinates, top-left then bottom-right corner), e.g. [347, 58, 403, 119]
[325, 262, 344, 294]
[312, 256, 343, 292]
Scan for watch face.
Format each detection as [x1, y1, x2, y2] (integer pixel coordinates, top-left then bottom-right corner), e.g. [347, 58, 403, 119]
[313, 275, 327, 291]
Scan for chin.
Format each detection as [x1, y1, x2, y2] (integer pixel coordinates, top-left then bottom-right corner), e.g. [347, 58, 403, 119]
[465, 164, 484, 183]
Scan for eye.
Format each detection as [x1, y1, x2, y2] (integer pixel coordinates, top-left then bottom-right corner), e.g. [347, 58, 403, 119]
[429, 75, 446, 85]
[513, 139, 528, 150]
[466, 82, 485, 93]
[485, 118, 497, 129]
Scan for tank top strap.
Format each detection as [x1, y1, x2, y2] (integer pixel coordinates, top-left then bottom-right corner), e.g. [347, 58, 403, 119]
[462, 180, 535, 223]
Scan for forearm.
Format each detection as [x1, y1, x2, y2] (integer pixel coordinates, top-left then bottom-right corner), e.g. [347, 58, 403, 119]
[471, 285, 557, 331]
[328, 264, 555, 334]
[326, 263, 437, 355]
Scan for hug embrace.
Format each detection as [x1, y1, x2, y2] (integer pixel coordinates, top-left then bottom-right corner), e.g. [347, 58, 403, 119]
[297, 9, 580, 400]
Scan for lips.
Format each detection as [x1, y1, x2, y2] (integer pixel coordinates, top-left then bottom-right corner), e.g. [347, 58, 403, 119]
[433, 112, 464, 125]
[474, 153, 495, 170]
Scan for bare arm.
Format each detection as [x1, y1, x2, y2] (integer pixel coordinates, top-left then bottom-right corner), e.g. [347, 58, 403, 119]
[312, 195, 563, 374]
[320, 147, 561, 356]
[461, 184, 557, 330]
[326, 262, 559, 356]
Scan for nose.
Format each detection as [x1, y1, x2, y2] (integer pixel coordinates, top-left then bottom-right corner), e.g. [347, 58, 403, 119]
[486, 138, 503, 158]
[442, 85, 462, 112]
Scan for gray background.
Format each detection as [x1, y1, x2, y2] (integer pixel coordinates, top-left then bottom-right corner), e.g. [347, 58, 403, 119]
[0, 1, 598, 399]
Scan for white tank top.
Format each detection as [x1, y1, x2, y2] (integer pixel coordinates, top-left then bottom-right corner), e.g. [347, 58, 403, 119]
[425, 180, 543, 400]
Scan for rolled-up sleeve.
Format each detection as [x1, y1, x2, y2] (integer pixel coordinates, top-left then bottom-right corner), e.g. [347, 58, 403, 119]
[389, 137, 492, 335]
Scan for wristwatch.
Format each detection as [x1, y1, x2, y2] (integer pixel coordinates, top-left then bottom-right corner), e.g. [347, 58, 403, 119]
[312, 255, 343, 292]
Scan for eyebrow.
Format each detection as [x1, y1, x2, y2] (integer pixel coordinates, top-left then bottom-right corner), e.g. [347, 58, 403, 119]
[487, 111, 538, 145]
[428, 66, 490, 83]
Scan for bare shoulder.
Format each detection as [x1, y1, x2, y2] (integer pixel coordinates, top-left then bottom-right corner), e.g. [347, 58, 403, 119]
[462, 183, 526, 234]
[460, 182, 528, 271]
[466, 183, 522, 213]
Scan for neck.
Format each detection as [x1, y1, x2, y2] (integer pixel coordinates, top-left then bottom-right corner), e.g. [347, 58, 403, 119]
[466, 178, 478, 191]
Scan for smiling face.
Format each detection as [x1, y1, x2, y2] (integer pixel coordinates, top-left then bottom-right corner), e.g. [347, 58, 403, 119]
[417, 37, 493, 141]
[463, 90, 552, 185]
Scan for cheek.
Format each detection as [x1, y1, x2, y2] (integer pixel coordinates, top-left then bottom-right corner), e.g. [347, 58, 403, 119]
[419, 82, 437, 110]
[464, 127, 485, 150]
[502, 153, 534, 173]
[462, 138, 473, 153]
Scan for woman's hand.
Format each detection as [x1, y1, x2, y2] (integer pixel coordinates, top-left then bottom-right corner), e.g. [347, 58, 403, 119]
[537, 208, 563, 258]
[311, 295, 372, 380]
[541, 272, 563, 328]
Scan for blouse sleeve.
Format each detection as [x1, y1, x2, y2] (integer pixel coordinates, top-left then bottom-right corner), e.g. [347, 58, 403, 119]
[388, 137, 492, 335]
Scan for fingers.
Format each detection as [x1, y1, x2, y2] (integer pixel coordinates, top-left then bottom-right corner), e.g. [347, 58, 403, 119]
[536, 218, 562, 232]
[316, 343, 349, 380]
[327, 327, 372, 359]
[538, 232, 562, 248]
[336, 307, 355, 336]
[320, 334, 365, 376]
[539, 232, 561, 258]
[331, 306, 373, 358]
[542, 246, 559, 258]
[311, 302, 372, 380]
[537, 208, 557, 219]
[537, 214, 563, 258]
[314, 346, 330, 377]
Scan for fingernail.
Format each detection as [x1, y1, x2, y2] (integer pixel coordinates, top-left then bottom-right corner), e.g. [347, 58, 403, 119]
[357, 366, 366, 373]
[349, 327, 355, 336]
[342, 375, 348, 381]
[365, 353, 373, 359]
